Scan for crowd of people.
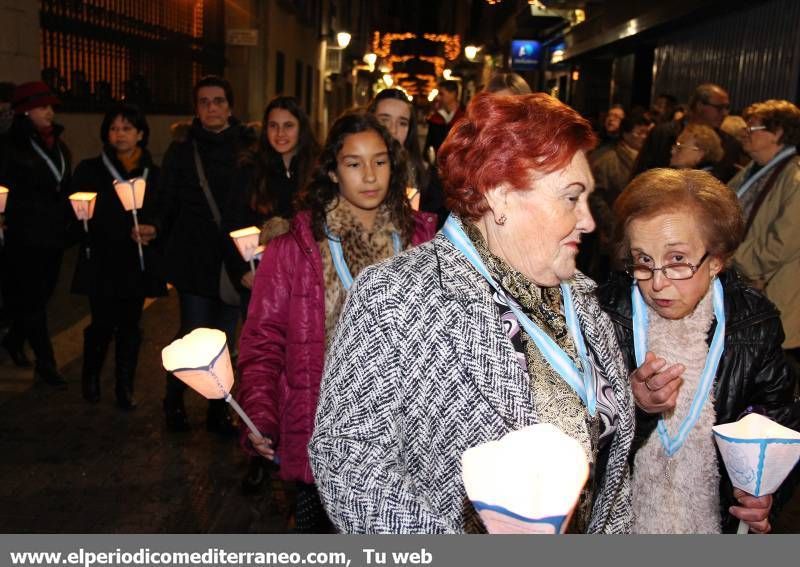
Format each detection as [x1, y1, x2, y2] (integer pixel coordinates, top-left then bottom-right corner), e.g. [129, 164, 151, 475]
[0, 71, 798, 534]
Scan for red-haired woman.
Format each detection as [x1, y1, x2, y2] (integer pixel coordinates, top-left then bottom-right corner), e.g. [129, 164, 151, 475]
[309, 92, 634, 533]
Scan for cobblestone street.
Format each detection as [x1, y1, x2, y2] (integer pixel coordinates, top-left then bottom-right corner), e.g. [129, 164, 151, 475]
[0, 249, 289, 533]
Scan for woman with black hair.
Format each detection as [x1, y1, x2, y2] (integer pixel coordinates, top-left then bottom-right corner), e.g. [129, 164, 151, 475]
[236, 111, 436, 532]
[224, 96, 319, 303]
[70, 103, 165, 409]
[367, 88, 428, 209]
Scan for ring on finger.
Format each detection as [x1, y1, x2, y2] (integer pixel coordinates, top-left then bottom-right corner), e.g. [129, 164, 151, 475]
[645, 379, 655, 391]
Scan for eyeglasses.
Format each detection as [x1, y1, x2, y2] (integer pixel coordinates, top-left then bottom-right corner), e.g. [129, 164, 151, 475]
[703, 101, 730, 111]
[626, 252, 709, 281]
[745, 125, 768, 136]
[671, 142, 701, 153]
[197, 97, 228, 108]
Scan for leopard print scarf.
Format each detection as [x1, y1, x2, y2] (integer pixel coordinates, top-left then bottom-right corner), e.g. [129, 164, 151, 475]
[320, 202, 399, 350]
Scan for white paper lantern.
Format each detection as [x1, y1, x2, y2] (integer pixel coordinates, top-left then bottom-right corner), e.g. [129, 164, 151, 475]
[0, 185, 8, 214]
[162, 328, 233, 399]
[69, 192, 97, 222]
[462, 423, 589, 534]
[713, 413, 800, 497]
[713, 413, 800, 534]
[161, 328, 264, 440]
[113, 177, 146, 211]
[229, 226, 262, 262]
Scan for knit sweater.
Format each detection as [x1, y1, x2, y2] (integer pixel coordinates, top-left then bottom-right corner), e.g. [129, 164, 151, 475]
[632, 288, 720, 533]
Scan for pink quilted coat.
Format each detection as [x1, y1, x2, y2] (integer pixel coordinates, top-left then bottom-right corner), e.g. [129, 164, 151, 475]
[237, 209, 437, 483]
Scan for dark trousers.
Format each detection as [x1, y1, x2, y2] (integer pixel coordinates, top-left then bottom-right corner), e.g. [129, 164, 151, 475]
[2, 244, 62, 368]
[89, 294, 145, 343]
[166, 291, 239, 400]
[294, 482, 334, 533]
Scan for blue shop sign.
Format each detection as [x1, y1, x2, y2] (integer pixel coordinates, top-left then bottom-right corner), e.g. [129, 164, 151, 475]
[510, 39, 541, 70]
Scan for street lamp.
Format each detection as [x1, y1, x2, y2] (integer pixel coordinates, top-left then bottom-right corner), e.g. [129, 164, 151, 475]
[363, 52, 377, 71]
[464, 45, 479, 61]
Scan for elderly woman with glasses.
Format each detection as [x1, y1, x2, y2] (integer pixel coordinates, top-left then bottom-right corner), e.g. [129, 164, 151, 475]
[728, 100, 800, 372]
[309, 92, 635, 534]
[598, 168, 799, 534]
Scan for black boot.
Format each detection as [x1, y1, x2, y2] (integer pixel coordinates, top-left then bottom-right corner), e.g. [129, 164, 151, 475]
[81, 325, 111, 403]
[206, 398, 237, 436]
[114, 327, 141, 411]
[164, 373, 190, 431]
[34, 363, 67, 388]
[28, 315, 64, 387]
[2, 333, 32, 367]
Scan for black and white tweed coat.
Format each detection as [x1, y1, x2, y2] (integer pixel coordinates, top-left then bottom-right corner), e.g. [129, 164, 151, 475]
[309, 224, 634, 534]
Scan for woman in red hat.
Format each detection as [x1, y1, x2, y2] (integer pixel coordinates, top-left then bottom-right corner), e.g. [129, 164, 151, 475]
[0, 81, 72, 385]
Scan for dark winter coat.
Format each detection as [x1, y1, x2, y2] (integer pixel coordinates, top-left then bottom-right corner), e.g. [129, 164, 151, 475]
[236, 209, 437, 484]
[0, 117, 72, 249]
[424, 106, 465, 155]
[631, 118, 744, 183]
[154, 118, 256, 298]
[598, 270, 800, 532]
[70, 149, 166, 298]
[222, 157, 302, 287]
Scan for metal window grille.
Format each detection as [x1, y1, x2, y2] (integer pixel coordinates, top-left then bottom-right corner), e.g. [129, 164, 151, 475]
[40, 0, 224, 114]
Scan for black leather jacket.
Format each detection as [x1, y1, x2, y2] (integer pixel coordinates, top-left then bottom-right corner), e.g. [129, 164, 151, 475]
[598, 270, 799, 532]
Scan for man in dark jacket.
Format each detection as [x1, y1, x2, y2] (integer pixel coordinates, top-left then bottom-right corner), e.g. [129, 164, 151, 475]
[424, 80, 465, 159]
[136, 75, 255, 433]
[632, 83, 744, 182]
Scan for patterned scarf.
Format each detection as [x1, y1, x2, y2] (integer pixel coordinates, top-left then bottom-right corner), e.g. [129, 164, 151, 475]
[464, 222, 599, 532]
[320, 203, 399, 350]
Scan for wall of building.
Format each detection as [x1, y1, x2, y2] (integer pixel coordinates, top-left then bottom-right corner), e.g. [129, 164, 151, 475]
[0, 0, 40, 83]
[651, 0, 800, 108]
[223, 0, 324, 134]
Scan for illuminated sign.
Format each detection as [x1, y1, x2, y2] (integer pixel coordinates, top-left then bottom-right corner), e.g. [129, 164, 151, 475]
[510, 39, 541, 70]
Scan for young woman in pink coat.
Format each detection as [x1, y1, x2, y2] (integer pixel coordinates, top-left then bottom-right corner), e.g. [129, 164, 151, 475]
[236, 111, 436, 532]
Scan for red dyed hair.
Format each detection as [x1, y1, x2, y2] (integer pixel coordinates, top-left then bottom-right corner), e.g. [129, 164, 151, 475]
[438, 92, 597, 220]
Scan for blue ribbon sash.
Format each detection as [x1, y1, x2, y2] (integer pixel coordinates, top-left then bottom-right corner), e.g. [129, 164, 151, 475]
[102, 151, 149, 183]
[631, 278, 726, 457]
[325, 224, 402, 291]
[29, 140, 65, 186]
[443, 214, 597, 416]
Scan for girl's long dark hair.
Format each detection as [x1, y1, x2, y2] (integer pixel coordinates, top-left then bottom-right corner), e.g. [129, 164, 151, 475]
[244, 96, 319, 215]
[367, 88, 428, 189]
[297, 110, 415, 244]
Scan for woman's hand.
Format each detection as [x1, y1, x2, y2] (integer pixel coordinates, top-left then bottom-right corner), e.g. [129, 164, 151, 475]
[240, 271, 255, 289]
[630, 351, 684, 413]
[248, 432, 275, 460]
[730, 488, 772, 533]
[132, 224, 157, 245]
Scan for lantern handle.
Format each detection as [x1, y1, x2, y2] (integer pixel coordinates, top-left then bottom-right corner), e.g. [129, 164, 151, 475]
[224, 393, 264, 441]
